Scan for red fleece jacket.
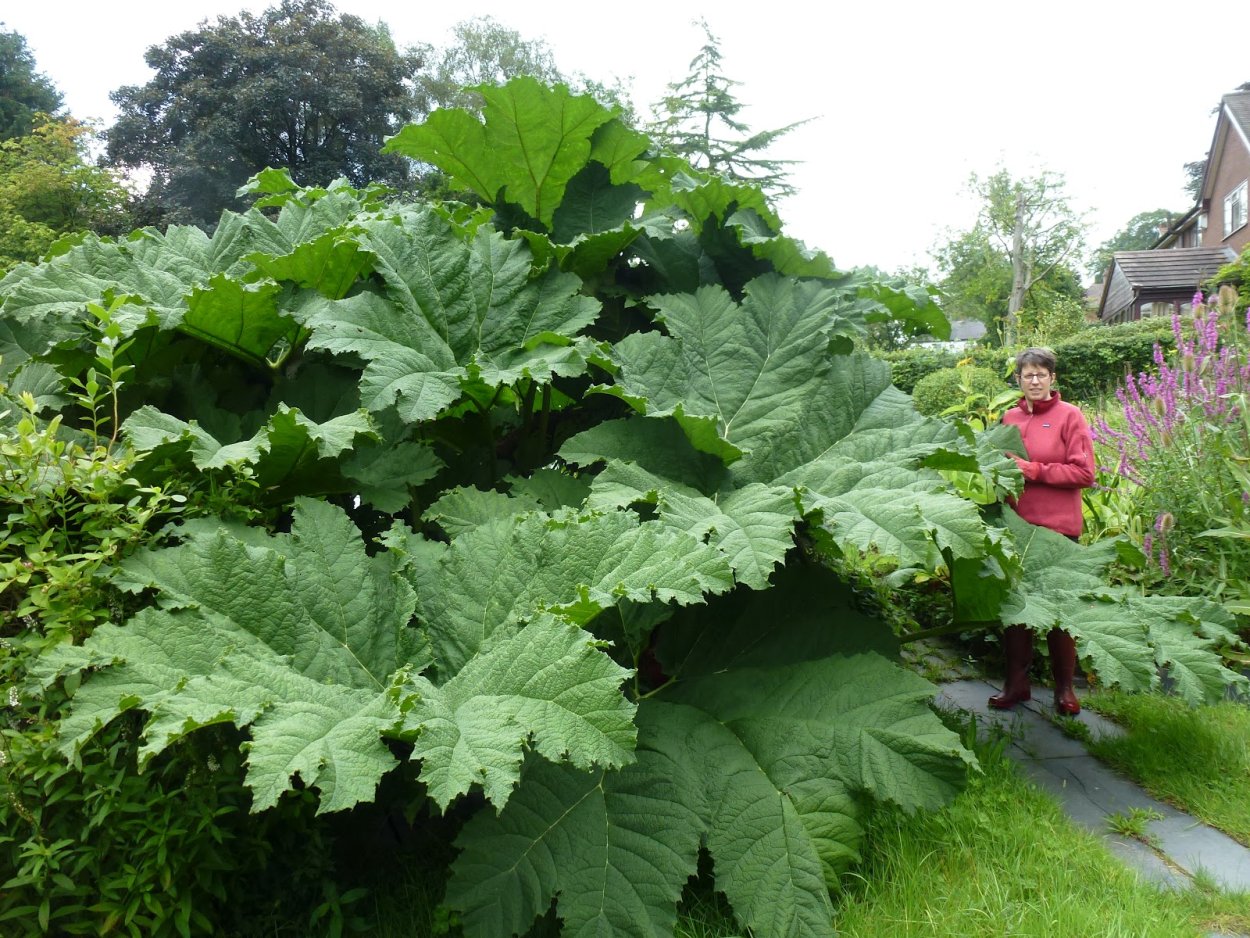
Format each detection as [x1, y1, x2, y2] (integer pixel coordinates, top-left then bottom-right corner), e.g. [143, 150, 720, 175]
[1001, 391, 1094, 537]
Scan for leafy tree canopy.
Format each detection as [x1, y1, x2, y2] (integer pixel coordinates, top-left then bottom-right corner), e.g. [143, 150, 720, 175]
[1089, 208, 1175, 279]
[0, 28, 62, 140]
[413, 16, 564, 117]
[1184, 158, 1206, 202]
[0, 115, 131, 271]
[933, 168, 1086, 344]
[105, 0, 422, 227]
[648, 20, 809, 200]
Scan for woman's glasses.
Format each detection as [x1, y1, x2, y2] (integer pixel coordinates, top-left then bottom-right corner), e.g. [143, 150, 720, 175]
[1019, 372, 1051, 383]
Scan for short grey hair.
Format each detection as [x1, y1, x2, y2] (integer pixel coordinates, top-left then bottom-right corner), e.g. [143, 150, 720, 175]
[1015, 346, 1057, 375]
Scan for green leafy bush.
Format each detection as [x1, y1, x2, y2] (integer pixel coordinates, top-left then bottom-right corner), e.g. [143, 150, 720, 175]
[878, 344, 1009, 393]
[0, 339, 336, 936]
[881, 317, 1179, 405]
[1, 78, 1240, 938]
[1017, 296, 1089, 348]
[878, 345, 961, 393]
[911, 366, 1007, 417]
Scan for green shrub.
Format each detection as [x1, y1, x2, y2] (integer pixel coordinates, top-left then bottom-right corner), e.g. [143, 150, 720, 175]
[878, 344, 1011, 393]
[0, 374, 335, 936]
[878, 346, 961, 393]
[911, 366, 1007, 417]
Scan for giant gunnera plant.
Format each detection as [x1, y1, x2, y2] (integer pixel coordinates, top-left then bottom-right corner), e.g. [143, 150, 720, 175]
[2, 79, 1243, 936]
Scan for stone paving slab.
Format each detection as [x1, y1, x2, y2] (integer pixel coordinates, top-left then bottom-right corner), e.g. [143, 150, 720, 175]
[935, 679, 1250, 898]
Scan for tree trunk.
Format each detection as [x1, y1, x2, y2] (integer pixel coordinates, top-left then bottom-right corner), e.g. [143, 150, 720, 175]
[1006, 194, 1029, 345]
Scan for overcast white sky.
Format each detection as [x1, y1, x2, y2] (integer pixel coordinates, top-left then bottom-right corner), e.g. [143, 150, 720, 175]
[6, 2, 1248, 279]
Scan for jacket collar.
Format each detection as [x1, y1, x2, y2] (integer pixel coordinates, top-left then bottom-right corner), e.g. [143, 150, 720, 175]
[1016, 390, 1062, 415]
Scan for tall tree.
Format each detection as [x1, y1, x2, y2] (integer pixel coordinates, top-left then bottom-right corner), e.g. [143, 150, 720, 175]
[413, 17, 635, 123]
[105, 0, 422, 227]
[0, 28, 63, 140]
[1089, 208, 1175, 279]
[933, 171, 1086, 345]
[648, 21, 808, 200]
[931, 226, 1012, 331]
[966, 169, 1086, 345]
[1184, 158, 1206, 202]
[413, 17, 562, 116]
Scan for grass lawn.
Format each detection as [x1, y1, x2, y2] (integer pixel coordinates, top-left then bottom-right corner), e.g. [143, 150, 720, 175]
[829, 722, 1249, 938]
[1082, 689, 1250, 847]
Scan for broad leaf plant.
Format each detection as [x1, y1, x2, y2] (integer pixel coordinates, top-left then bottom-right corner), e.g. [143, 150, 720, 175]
[2, 78, 1244, 937]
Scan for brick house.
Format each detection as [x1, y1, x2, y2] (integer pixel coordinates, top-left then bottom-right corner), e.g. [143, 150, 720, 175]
[1097, 91, 1250, 323]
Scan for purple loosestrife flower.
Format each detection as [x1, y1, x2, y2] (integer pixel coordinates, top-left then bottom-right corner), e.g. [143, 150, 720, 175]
[1193, 290, 1205, 308]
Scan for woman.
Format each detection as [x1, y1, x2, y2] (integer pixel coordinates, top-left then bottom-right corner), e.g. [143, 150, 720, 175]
[989, 347, 1095, 715]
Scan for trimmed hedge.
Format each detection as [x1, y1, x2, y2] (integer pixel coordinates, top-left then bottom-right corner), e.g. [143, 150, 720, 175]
[1050, 317, 1177, 403]
[877, 317, 1180, 404]
[911, 366, 1008, 417]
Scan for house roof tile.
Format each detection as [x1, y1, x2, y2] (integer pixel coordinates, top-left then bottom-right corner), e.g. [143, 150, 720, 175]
[1225, 91, 1250, 141]
[1109, 247, 1235, 289]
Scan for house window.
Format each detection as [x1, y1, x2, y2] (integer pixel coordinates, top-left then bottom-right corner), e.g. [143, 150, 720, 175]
[1224, 182, 1247, 237]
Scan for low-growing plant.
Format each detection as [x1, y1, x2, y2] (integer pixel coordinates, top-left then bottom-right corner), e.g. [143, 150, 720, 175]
[834, 716, 1250, 938]
[1106, 806, 1164, 846]
[877, 344, 1009, 394]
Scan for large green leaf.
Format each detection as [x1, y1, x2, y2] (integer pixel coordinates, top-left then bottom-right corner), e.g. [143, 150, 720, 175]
[449, 654, 972, 938]
[295, 210, 600, 422]
[560, 416, 730, 495]
[656, 563, 900, 680]
[122, 403, 380, 494]
[588, 459, 799, 590]
[37, 500, 423, 813]
[598, 274, 847, 461]
[405, 613, 635, 811]
[998, 508, 1246, 703]
[729, 352, 897, 485]
[0, 205, 354, 368]
[449, 749, 701, 938]
[385, 77, 615, 227]
[248, 230, 373, 300]
[423, 486, 543, 538]
[415, 508, 735, 678]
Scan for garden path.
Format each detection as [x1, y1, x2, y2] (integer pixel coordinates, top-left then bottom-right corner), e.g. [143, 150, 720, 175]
[938, 677, 1250, 938]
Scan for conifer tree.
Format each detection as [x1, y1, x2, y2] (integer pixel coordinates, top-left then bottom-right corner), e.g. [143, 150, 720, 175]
[648, 21, 809, 200]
